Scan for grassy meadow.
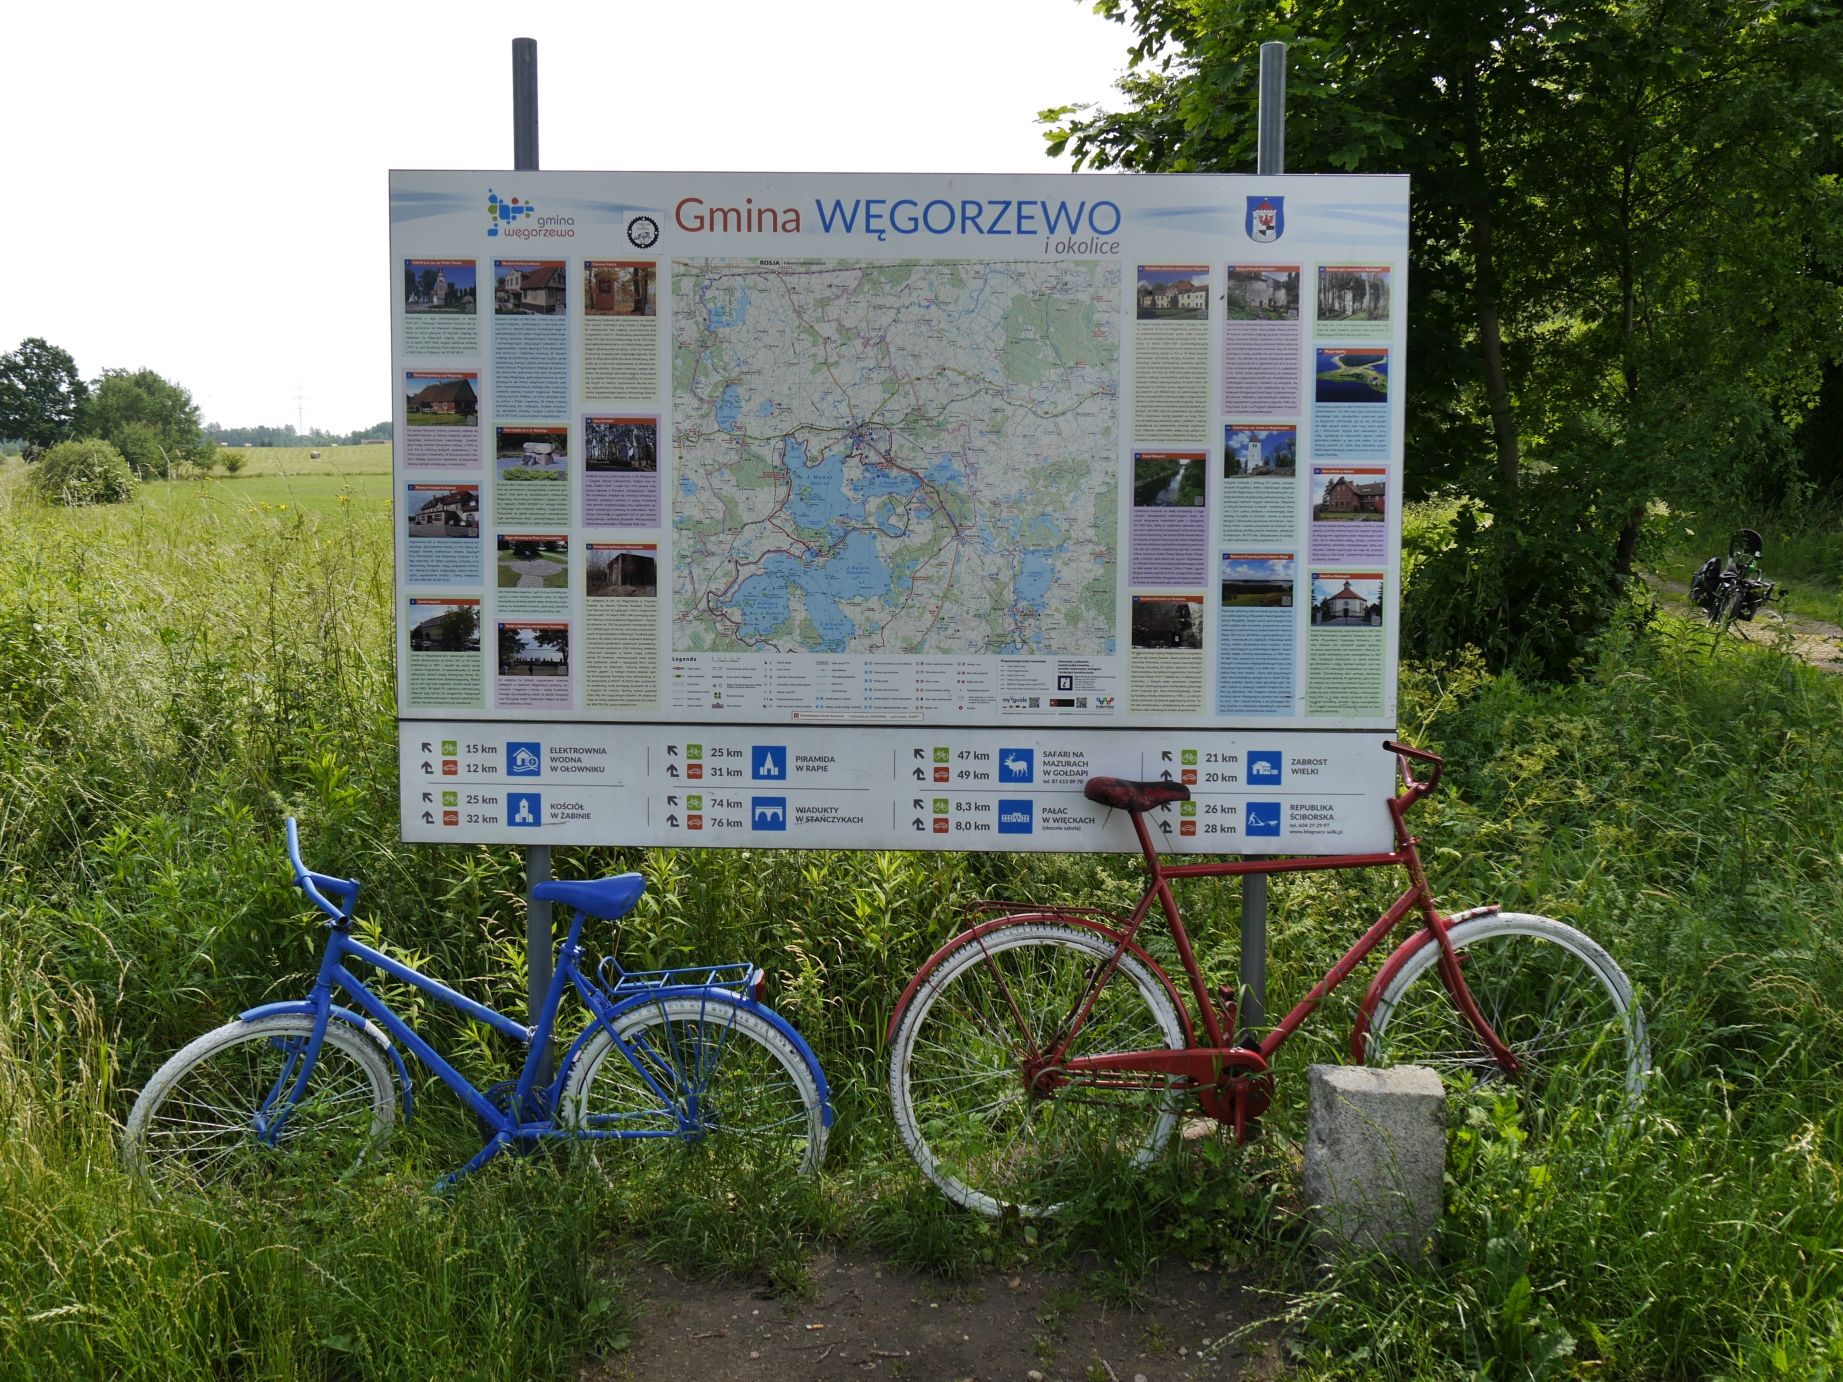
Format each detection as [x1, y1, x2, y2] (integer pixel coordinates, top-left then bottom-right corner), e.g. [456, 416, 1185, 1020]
[2, 452, 1841, 1378]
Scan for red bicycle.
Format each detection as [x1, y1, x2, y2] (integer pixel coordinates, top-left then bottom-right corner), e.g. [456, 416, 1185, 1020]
[888, 741, 1649, 1217]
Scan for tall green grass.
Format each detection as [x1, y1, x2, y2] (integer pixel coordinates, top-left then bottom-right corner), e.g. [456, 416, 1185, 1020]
[3, 472, 1841, 1377]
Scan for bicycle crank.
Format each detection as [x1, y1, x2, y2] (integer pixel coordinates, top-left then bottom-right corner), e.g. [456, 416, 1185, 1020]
[1196, 1047, 1274, 1141]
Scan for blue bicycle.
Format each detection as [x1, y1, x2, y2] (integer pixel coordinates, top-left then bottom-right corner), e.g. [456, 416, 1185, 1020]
[123, 820, 832, 1193]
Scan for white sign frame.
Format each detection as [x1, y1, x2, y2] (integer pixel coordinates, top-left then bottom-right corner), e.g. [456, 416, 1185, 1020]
[390, 170, 1410, 852]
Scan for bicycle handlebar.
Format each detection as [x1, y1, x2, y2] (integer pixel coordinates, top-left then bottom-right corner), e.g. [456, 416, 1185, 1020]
[284, 817, 359, 921]
[1382, 740, 1443, 795]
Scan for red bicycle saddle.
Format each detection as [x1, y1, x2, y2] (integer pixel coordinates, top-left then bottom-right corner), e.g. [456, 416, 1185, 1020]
[1083, 777, 1192, 811]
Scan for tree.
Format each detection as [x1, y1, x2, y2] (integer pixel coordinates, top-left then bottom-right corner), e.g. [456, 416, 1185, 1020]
[533, 626, 570, 669]
[0, 338, 88, 459]
[1048, 0, 1843, 674]
[79, 368, 207, 477]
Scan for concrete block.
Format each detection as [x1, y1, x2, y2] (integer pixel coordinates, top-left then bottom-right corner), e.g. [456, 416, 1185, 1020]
[1303, 1063, 1445, 1266]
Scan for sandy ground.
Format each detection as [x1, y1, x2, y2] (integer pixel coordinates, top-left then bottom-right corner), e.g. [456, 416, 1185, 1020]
[587, 1247, 1283, 1382]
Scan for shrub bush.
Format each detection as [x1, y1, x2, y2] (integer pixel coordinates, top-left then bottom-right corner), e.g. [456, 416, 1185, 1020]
[1402, 478, 1624, 681]
[30, 438, 139, 506]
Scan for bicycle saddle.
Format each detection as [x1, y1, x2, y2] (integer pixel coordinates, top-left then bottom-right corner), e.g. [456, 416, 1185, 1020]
[530, 873, 645, 919]
[1084, 777, 1192, 811]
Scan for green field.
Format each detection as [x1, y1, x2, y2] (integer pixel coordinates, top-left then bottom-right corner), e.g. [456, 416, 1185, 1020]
[2, 466, 1842, 1378]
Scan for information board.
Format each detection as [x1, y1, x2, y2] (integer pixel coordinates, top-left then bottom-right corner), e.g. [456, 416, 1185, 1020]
[390, 170, 1410, 852]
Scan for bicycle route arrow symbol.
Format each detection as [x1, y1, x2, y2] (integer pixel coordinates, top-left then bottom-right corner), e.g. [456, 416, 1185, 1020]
[913, 798, 924, 809]
[1161, 750, 1173, 761]
[914, 748, 926, 759]
[421, 742, 433, 753]
[421, 791, 433, 803]
[667, 745, 678, 756]
[667, 795, 679, 806]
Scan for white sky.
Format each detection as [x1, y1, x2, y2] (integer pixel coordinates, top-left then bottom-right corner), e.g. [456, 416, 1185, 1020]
[2, 1, 1137, 435]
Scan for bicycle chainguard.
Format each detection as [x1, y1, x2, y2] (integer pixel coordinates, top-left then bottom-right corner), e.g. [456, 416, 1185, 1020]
[1196, 1047, 1274, 1142]
[474, 1079, 552, 1151]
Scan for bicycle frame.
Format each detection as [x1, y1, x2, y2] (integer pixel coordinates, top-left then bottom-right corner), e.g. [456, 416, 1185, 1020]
[255, 881, 792, 1182]
[894, 743, 1519, 1111]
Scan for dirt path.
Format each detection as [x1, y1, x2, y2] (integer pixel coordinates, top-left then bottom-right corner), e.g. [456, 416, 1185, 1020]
[1643, 573, 1843, 673]
[588, 1248, 1280, 1382]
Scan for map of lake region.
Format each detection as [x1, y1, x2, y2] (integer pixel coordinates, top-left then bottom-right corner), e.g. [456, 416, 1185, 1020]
[670, 258, 1121, 657]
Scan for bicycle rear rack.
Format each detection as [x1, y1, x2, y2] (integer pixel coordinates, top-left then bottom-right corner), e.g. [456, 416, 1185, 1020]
[597, 957, 758, 999]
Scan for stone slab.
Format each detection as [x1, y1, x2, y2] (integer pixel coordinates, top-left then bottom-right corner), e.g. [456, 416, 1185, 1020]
[1303, 1063, 1445, 1265]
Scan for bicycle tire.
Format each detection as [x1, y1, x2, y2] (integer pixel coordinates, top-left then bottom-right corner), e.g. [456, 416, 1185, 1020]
[889, 922, 1187, 1218]
[123, 1014, 396, 1195]
[561, 995, 827, 1177]
[1710, 582, 1746, 645]
[1366, 913, 1649, 1125]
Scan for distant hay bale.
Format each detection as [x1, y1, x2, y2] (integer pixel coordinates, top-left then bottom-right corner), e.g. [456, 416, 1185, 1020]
[310, 450, 322, 459]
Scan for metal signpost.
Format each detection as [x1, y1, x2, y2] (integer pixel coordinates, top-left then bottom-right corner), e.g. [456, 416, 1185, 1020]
[1241, 39, 1290, 1044]
[512, 37, 552, 1062]
[395, 39, 1404, 1049]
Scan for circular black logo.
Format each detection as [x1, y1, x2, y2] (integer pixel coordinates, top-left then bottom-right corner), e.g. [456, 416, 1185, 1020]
[626, 215, 659, 250]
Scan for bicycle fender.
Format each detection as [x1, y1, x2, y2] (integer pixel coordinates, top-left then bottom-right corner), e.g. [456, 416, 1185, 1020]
[567, 990, 835, 1129]
[237, 1000, 417, 1121]
[1347, 904, 1500, 1062]
[885, 912, 1198, 1047]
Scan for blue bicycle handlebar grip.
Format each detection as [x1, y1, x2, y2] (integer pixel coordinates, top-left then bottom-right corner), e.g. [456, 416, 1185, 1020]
[284, 817, 350, 920]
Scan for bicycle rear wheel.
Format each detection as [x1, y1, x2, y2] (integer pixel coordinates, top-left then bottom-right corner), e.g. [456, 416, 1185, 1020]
[123, 1014, 396, 1195]
[889, 922, 1187, 1218]
[561, 995, 827, 1177]
[1366, 913, 1648, 1127]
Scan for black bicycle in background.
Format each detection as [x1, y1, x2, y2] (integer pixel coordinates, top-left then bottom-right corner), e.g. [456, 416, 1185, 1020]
[1690, 527, 1781, 648]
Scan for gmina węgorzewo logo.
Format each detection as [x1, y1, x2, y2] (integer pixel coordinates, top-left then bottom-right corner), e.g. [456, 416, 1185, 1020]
[487, 190, 574, 240]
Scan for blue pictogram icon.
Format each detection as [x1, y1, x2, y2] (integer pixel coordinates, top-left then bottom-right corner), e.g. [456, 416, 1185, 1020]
[996, 799, 1034, 834]
[751, 796, 787, 831]
[752, 745, 787, 780]
[1247, 751, 1282, 784]
[507, 742, 542, 776]
[998, 748, 1035, 783]
[1244, 801, 1282, 837]
[507, 792, 542, 827]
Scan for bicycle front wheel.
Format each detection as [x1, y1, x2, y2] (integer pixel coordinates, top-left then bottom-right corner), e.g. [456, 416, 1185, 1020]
[561, 996, 827, 1177]
[1711, 583, 1746, 644]
[889, 922, 1188, 1218]
[1366, 913, 1649, 1126]
[123, 1014, 397, 1195]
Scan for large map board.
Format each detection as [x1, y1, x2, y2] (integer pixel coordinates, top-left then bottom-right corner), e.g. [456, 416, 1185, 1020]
[390, 170, 1410, 852]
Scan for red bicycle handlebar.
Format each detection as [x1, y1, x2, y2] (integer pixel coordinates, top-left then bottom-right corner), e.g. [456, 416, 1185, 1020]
[1382, 740, 1443, 795]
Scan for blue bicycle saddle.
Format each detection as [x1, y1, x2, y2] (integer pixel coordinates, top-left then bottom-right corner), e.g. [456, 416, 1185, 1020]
[530, 873, 645, 919]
